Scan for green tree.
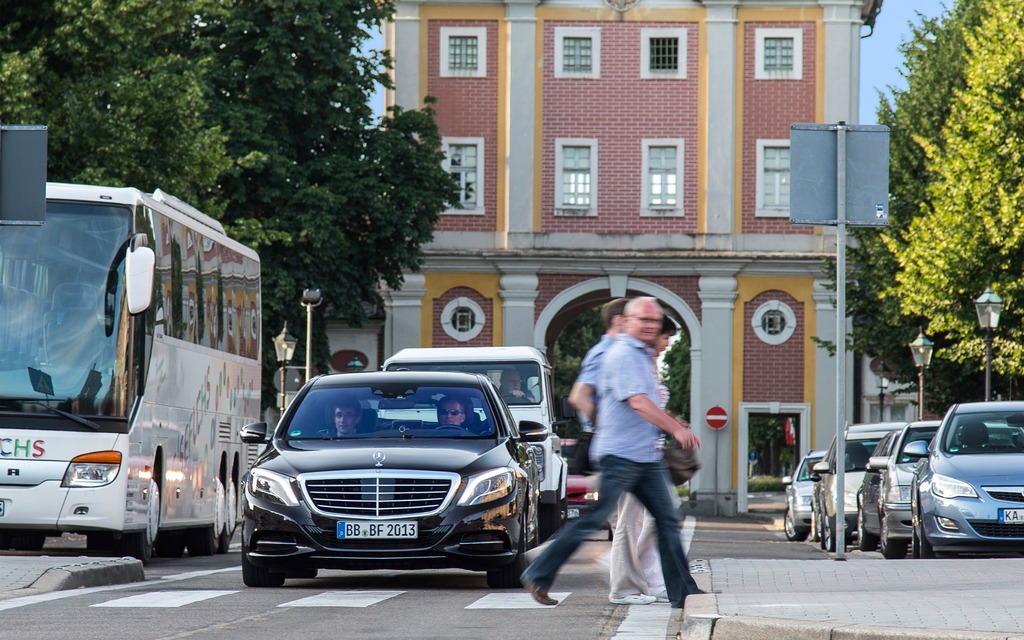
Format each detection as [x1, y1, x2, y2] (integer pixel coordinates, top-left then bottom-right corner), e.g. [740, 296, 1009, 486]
[896, 0, 1024, 394]
[660, 331, 691, 421]
[197, 0, 458, 405]
[838, 0, 989, 412]
[552, 307, 604, 437]
[0, 0, 229, 204]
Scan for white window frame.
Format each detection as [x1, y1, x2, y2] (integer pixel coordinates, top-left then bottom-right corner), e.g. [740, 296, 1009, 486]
[442, 137, 484, 215]
[641, 138, 684, 217]
[640, 28, 687, 80]
[554, 138, 597, 217]
[554, 27, 601, 79]
[754, 28, 802, 80]
[441, 297, 486, 341]
[755, 139, 790, 217]
[440, 27, 487, 78]
[751, 300, 797, 346]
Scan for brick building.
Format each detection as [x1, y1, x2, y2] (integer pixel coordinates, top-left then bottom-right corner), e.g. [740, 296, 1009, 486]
[329, 0, 894, 514]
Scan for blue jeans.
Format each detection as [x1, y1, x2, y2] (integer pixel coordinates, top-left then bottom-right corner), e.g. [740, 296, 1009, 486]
[522, 454, 700, 607]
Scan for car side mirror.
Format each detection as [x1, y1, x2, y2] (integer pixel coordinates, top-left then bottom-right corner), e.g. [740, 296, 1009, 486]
[782, 475, 792, 485]
[866, 455, 888, 471]
[558, 395, 576, 421]
[902, 439, 929, 459]
[518, 420, 548, 443]
[240, 421, 269, 443]
[811, 460, 829, 473]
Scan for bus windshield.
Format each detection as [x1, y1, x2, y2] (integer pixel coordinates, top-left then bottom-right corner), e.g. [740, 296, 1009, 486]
[0, 201, 132, 418]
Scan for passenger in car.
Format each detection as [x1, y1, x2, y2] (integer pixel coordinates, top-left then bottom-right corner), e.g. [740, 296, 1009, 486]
[332, 397, 365, 437]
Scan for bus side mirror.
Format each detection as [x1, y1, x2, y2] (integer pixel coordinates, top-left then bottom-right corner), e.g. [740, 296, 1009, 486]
[125, 244, 155, 314]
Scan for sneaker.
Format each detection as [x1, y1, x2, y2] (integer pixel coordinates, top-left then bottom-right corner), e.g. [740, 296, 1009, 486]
[609, 594, 657, 605]
[652, 590, 670, 603]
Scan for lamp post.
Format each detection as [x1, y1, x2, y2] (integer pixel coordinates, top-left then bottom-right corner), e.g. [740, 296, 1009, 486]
[874, 359, 889, 421]
[975, 287, 1003, 401]
[273, 322, 297, 413]
[908, 329, 934, 420]
[301, 289, 323, 385]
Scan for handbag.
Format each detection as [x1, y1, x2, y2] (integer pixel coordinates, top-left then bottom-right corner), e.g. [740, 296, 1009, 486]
[569, 430, 594, 475]
[663, 438, 701, 484]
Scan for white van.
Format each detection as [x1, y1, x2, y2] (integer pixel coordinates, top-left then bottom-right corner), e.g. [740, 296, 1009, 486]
[383, 346, 571, 541]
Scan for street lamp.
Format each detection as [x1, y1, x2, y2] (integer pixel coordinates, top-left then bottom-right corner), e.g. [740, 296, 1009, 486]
[273, 322, 297, 413]
[301, 289, 323, 385]
[874, 359, 889, 421]
[975, 287, 1003, 401]
[908, 329, 934, 420]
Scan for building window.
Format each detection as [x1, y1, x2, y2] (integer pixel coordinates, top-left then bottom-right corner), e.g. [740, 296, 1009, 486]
[755, 28, 803, 80]
[641, 139, 684, 216]
[440, 27, 487, 78]
[756, 139, 790, 217]
[555, 27, 601, 79]
[555, 138, 597, 216]
[442, 138, 484, 215]
[751, 300, 796, 345]
[641, 28, 687, 80]
[441, 296, 485, 341]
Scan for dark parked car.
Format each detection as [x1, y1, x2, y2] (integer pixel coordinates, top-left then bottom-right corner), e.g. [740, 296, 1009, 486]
[783, 449, 825, 542]
[910, 402, 1024, 558]
[857, 420, 939, 558]
[239, 371, 544, 588]
[812, 422, 907, 552]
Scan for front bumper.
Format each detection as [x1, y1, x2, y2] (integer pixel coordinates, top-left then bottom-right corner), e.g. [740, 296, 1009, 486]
[242, 489, 525, 574]
[920, 495, 1024, 553]
[881, 503, 913, 540]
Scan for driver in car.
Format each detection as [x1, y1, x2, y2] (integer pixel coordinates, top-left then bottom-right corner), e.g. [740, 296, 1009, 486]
[437, 395, 468, 428]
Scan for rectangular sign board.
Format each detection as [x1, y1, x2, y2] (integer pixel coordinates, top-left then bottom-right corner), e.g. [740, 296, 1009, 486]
[0, 125, 47, 225]
[790, 123, 889, 227]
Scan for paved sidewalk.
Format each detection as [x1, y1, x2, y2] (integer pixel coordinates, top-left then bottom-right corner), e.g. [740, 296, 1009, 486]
[0, 555, 143, 599]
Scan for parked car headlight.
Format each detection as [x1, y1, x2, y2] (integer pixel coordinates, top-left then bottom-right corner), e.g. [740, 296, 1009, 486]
[247, 469, 301, 506]
[885, 484, 912, 503]
[930, 474, 978, 500]
[458, 468, 515, 506]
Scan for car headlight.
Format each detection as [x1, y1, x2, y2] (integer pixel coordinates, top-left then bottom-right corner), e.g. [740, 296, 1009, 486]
[247, 469, 301, 506]
[458, 468, 515, 506]
[885, 484, 911, 503]
[62, 451, 122, 488]
[800, 496, 812, 506]
[930, 474, 978, 500]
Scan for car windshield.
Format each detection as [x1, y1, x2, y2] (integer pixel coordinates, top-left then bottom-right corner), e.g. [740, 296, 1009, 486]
[844, 437, 884, 471]
[941, 412, 1024, 455]
[386, 361, 543, 406]
[795, 456, 822, 481]
[283, 385, 497, 439]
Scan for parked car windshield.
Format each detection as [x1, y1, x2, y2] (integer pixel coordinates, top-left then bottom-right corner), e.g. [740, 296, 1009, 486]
[283, 385, 497, 439]
[795, 455, 822, 481]
[941, 412, 1024, 455]
[896, 426, 938, 463]
[844, 437, 885, 471]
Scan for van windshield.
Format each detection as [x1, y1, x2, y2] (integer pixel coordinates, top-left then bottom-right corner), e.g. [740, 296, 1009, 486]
[385, 361, 542, 406]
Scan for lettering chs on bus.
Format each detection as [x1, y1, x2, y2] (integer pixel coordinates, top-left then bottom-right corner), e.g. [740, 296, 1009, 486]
[0, 438, 45, 458]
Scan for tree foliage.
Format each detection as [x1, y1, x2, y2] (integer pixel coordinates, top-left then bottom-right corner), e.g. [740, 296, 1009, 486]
[842, 0, 996, 411]
[1, 0, 458, 410]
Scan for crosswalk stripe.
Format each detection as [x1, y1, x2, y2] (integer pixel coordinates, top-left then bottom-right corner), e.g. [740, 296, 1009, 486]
[611, 602, 673, 638]
[91, 590, 237, 608]
[465, 592, 571, 609]
[278, 591, 404, 607]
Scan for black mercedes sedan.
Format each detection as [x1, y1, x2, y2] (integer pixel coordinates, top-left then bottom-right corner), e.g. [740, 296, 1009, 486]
[239, 371, 544, 589]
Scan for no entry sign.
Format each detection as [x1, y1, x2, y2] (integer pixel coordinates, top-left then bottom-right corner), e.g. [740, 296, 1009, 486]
[705, 405, 729, 430]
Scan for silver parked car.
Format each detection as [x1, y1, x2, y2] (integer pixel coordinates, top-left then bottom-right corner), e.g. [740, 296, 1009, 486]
[857, 420, 939, 558]
[909, 402, 1024, 558]
[783, 449, 825, 541]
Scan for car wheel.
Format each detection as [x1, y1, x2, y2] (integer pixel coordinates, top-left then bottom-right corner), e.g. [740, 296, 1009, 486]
[539, 499, 565, 542]
[822, 513, 836, 552]
[487, 517, 529, 589]
[817, 509, 827, 550]
[784, 508, 808, 542]
[857, 504, 879, 552]
[879, 512, 907, 559]
[912, 510, 935, 559]
[241, 551, 286, 588]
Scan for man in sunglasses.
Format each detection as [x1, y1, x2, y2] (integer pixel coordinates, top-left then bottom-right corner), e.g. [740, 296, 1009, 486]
[437, 395, 468, 428]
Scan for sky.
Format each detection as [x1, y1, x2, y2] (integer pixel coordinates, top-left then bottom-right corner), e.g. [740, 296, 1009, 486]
[859, 1, 948, 124]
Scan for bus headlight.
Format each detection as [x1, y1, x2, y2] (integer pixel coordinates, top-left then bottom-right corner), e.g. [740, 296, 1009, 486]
[62, 451, 122, 488]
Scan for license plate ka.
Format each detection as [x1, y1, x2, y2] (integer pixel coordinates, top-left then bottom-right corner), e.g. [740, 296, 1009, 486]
[337, 521, 417, 539]
[998, 508, 1024, 524]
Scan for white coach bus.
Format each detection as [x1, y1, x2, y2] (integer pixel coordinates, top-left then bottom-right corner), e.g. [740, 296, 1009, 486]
[0, 183, 260, 562]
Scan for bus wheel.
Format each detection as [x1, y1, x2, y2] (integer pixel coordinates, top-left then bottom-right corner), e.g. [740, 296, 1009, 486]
[186, 524, 217, 557]
[122, 478, 160, 563]
[217, 479, 237, 554]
